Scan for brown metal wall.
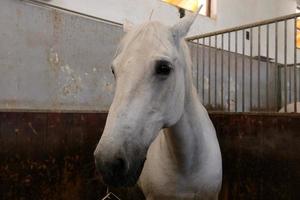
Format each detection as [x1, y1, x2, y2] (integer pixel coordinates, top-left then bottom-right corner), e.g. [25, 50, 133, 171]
[0, 112, 299, 200]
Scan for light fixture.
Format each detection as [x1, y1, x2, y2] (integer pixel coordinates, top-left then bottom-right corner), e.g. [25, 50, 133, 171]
[162, 0, 207, 17]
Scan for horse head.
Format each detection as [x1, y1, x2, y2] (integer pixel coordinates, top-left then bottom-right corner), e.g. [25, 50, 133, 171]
[94, 10, 199, 187]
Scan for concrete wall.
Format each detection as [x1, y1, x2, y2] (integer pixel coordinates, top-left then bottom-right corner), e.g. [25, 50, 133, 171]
[0, 0, 298, 112]
[36, 0, 296, 36]
[0, 0, 123, 111]
[38, 0, 298, 63]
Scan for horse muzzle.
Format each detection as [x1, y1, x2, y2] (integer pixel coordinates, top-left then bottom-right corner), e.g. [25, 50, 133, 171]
[94, 154, 146, 187]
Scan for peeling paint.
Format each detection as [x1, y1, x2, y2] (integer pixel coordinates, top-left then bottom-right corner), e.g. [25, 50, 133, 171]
[0, 0, 122, 111]
[28, 122, 38, 135]
[48, 48, 60, 72]
[60, 65, 83, 97]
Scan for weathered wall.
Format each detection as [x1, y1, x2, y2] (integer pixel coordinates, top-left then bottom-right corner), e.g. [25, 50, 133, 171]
[0, 0, 123, 111]
[0, 0, 298, 112]
[35, 0, 296, 37]
[0, 112, 299, 199]
[36, 0, 298, 64]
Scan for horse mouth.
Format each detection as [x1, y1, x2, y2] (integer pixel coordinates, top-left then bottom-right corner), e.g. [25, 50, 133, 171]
[100, 158, 146, 187]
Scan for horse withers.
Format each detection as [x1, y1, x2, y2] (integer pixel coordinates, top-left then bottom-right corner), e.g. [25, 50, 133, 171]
[94, 9, 222, 200]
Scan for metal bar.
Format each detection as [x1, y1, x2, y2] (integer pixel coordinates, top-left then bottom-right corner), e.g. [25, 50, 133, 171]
[242, 29, 245, 112]
[294, 17, 298, 112]
[250, 28, 253, 110]
[208, 37, 212, 106]
[258, 26, 261, 111]
[266, 24, 269, 111]
[196, 39, 199, 93]
[214, 35, 218, 108]
[221, 34, 224, 110]
[228, 32, 231, 112]
[284, 20, 287, 112]
[235, 31, 238, 112]
[289, 68, 292, 103]
[289, 57, 292, 103]
[275, 22, 280, 111]
[202, 38, 205, 103]
[187, 12, 300, 41]
[191, 43, 194, 77]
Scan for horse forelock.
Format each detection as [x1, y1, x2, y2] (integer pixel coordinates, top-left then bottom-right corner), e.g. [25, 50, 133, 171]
[117, 22, 174, 57]
[113, 21, 192, 78]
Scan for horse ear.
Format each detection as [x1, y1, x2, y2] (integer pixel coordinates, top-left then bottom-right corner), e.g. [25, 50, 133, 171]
[171, 5, 203, 40]
[123, 19, 135, 33]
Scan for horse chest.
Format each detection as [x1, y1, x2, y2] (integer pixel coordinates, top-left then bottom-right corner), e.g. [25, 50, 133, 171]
[138, 131, 221, 200]
[139, 140, 213, 199]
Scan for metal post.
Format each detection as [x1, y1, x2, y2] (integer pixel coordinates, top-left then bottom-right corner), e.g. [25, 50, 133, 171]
[197, 39, 199, 93]
[258, 26, 261, 111]
[208, 37, 211, 106]
[221, 34, 224, 110]
[275, 22, 280, 111]
[266, 24, 269, 111]
[215, 35, 218, 108]
[284, 20, 287, 112]
[250, 28, 253, 110]
[202, 38, 205, 103]
[235, 31, 238, 112]
[294, 18, 298, 112]
[228, 32, 231, 112]
[242, 29, 245, 112]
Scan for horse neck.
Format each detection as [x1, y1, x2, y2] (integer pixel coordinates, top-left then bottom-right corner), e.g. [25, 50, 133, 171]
[163, 63, 220, 174]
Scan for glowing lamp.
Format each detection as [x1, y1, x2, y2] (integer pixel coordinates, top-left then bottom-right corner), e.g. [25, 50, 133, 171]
[162, 0, 207, 16]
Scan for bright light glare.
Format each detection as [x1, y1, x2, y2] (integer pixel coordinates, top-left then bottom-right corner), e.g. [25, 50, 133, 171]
[297, 19, 300, 48]
[162, 0, 208, 16]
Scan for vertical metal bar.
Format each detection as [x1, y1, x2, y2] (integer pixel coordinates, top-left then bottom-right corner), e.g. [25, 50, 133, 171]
[208, 36, 211, 106]
[191, 43, 194, 81]
[275, 22, 280, 111]
[235, 31, 238, 112]
[242, 29, 245, 112]
[202, 38, 205, 103]
[221, 34, 224, 110]
[294, 17, 298, 112]
[228, 32, 231, 112]
[196, 39, 199, 93]
[250, 28, 253, 110]
[258, 26, 261, 111]
[289, 62, 292, 103]
[284, 20, 287, 112]
[266, 24, 269, 111]
[215, 35, 218, 108]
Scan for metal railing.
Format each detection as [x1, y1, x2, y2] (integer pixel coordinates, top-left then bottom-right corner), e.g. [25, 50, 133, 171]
[187, 13, 300, 113]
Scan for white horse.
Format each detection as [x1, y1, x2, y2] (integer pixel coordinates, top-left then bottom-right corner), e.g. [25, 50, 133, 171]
[279, 102, 300, 113]
[94, 11, 222, 200]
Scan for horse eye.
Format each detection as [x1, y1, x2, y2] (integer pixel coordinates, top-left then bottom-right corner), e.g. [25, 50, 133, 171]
[111, 67, 115, 76]
[155, 60, 172, 76]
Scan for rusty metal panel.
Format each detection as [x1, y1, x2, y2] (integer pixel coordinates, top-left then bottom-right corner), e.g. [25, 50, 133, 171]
[0, 112, 299, 199]
[0, 0, 123, 111]
[212, 113, 300, 200]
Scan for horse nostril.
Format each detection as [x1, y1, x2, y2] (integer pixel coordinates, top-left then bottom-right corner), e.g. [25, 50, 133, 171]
[111, 157, 127, 175]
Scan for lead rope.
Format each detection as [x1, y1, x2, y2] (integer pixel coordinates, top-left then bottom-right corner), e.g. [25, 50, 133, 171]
[101, 187, 121, 200]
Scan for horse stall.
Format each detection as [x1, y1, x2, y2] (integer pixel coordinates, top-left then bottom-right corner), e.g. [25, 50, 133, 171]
[0, 0, 299, 199]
